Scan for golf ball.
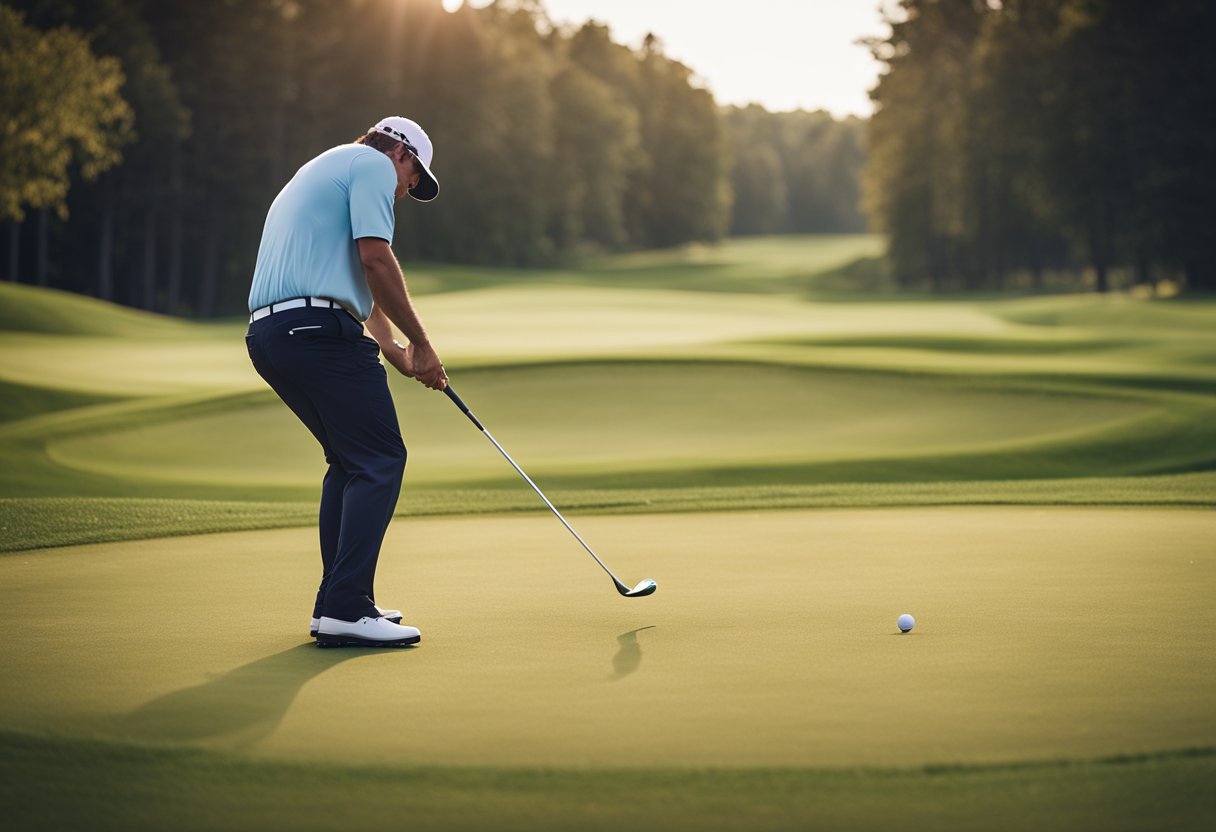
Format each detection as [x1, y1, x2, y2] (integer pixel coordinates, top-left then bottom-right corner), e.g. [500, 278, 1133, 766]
[898, 613, 915, 633]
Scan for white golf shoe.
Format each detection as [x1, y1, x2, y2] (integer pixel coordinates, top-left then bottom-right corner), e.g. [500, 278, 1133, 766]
[310, 605, 401, 638]
[315, 615, 420, 648]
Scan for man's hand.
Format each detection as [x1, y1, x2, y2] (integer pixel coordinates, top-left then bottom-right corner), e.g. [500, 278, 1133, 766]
[405, 341, 447, 390]
[378, 337, 446, 389]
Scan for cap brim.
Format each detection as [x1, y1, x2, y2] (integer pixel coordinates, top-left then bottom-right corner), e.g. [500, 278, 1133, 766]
[408, 158, 439, 202]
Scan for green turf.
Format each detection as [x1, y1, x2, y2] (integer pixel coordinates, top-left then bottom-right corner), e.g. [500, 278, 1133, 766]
[2, 508, 1214, 829]
[38, 362, 1159, 488]
[2, 235, 1214, 829]
[2, 730, 1211, 832]
[0, 281, 201, 337]
[0, 378, 119, 422]
[344, 234, 888, 298]
[4, 509, 1214, 766]
[5, 473, 1216, 553]
[3, 291, 1213, 507]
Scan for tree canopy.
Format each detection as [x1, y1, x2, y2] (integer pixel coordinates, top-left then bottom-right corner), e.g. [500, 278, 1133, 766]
[0, 4, 132, 222]
[865, 0, 1215, 292]
[2, 0, 870, 314]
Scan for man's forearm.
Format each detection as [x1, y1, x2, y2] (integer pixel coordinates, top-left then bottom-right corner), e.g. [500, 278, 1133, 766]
[363, 255, 431, 347]
[362, 304, 395, 349]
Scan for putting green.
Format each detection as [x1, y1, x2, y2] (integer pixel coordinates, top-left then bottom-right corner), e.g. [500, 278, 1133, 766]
[44, 362, 1153, 489]
[3, 507, 1212, 768]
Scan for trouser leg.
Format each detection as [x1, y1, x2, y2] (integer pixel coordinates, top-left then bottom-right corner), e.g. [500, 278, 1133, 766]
[316, 456, 351, 618]
[246, 307, 407, 623]
[247, 325, 339, 619]
[323, 436, 405, 620]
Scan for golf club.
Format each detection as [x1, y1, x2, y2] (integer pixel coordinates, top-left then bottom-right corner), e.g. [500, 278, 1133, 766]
[443, 385, 657, 598]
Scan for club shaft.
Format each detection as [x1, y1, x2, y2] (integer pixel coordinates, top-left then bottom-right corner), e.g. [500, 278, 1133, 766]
[444, 385, 625, 586]
[479, 427, 621, 584]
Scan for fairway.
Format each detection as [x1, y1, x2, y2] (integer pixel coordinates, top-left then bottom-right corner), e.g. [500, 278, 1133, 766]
[45, 362, 1153, 488]
[2, 236, 1214, 829]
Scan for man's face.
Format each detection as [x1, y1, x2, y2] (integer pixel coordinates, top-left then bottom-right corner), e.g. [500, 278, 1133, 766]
[390, 145, 422, 200]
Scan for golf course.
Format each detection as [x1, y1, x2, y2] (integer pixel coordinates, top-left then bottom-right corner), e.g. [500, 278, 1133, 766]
[1, 235, 1213, 829]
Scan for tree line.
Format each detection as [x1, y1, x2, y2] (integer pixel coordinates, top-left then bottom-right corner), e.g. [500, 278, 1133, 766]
[1, 0, 865, 316]
[865, 0, 1215, 293]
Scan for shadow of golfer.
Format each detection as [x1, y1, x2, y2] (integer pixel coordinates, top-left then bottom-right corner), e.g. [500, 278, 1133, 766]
[609, 626, 655, 681]
[118, 642, 408, 747]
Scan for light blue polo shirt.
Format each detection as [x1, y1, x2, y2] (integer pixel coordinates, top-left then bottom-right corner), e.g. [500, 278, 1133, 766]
[248, 144, 396, 322]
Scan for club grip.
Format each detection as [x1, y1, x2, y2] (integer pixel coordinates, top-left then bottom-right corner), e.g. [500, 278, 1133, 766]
[444, 385, 484, 431]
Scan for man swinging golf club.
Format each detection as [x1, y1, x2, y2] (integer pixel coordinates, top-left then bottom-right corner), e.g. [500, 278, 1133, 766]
[245, 116, 446, 648]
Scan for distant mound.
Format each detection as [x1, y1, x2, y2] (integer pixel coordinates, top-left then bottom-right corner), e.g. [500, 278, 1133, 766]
[0, 282, 195, 337]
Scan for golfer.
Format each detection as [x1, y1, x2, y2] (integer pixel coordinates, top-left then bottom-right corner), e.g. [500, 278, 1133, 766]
[244, 116, 445, 648]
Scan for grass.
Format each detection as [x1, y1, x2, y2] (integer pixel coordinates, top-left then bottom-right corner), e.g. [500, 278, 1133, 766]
[2, 508, 1214, 829]
[360, 234, 888, 298]
[0, 281, 200, 337]
[2, 730, 1212, 832]
[34, 362, 1163, 487]
[2, 235, 1214, 829]
[5, 472, 1216, 553]
[4, 509, 1214, 765]
[0, 378, 118, 422]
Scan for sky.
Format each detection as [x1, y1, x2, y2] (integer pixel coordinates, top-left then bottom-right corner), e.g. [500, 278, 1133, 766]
[450, 0, 891, 118]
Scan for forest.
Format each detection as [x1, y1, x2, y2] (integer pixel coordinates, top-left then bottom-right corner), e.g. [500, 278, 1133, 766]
[2, 0, 865, 315]
[866, 0, 1214, 292]
[3, 0, 1211, 313]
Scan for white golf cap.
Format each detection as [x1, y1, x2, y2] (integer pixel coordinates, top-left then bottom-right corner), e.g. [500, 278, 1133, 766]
[371, 116, 439, 202]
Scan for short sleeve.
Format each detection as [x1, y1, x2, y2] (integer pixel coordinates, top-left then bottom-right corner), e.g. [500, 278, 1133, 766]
[349, 152, 396, 242]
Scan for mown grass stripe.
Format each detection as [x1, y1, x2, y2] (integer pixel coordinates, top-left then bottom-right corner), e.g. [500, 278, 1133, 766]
[3, 474, 1214, 553]
[1, 729, 1211, 832]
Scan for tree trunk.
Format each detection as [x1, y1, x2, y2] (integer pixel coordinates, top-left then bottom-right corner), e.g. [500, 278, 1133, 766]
[7, 221, 19, 282]
[199, 221, 219, 316]
[1030, 258, 1044, 292]
[1094, 260, 1109, 294]
[142, 207, 158, 311]
[1183, 261, 1210, 293]
[1135, 256, 1155, 291]
[387, 0, 404, 99]
[1088, 220, 1109, 294]
[166, 142, 184, 314]
[98, 179, 115, 301]
[167, 208, 183, 314]
[36, 208, 49, 286]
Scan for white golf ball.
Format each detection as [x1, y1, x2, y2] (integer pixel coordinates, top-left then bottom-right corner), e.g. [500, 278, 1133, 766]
[898, 613, 915, 633]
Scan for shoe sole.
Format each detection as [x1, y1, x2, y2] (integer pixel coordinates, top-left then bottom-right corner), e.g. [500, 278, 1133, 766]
[310, 616, 402, 638]
[315, 633, 420, 648]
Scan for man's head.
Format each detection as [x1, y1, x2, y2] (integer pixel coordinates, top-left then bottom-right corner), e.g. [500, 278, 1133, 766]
[354, 117, 440, 202]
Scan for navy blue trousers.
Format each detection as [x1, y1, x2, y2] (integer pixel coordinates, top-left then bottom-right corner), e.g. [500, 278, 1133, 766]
[245, 304, 406, 623]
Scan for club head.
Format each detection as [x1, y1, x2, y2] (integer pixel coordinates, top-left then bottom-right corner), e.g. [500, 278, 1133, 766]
[619, 578, 657, 597]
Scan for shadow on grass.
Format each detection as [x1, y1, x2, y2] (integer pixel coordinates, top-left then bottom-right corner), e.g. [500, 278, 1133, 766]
[609, 626, 655, 681]
[118, 642, 409, 747]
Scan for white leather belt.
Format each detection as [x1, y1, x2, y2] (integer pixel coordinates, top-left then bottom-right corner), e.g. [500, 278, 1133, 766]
[249, 296, 348, 323]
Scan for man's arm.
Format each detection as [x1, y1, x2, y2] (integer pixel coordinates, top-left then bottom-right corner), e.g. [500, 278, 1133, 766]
[362, 303, 414, 379]
[357, 237, 447, 389]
